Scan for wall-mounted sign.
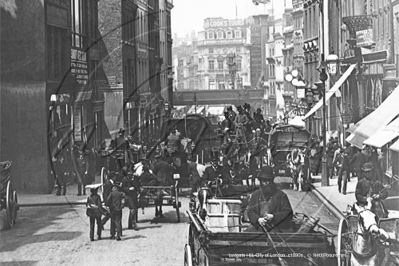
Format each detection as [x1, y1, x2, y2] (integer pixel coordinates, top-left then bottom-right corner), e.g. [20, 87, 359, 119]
[356, 28, 373, 47]
[204, 19, 245, 29]
[71, 48, 88, 85]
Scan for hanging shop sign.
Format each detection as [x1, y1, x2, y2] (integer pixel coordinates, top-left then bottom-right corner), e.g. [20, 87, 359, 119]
[71, 48, 88, 85]
[74, 112, 82, 142]
[356, 28, 373, 47]
[76, 90, 92, 102]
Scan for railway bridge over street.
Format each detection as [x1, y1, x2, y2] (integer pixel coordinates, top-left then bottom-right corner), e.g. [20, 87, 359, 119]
[173, 89, 265, 110]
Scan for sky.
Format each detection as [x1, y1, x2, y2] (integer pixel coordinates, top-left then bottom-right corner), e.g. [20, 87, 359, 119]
[171, 0, 291, 37]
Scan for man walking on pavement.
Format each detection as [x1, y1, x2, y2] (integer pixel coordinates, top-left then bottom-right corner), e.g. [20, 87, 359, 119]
[121, 167, 140, 230]
[350, 147, 367, 181]
[335, 149, 350, 194]
[101, 175, 114, 229]
[355, 162, 388, 218]
[106, 183, 126, 241]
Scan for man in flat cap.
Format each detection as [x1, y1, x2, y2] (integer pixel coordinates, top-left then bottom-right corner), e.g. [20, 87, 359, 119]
[246, 166, 293, 232]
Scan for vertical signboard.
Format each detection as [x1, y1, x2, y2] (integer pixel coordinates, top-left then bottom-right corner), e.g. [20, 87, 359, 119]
[250, 25, 262, 87]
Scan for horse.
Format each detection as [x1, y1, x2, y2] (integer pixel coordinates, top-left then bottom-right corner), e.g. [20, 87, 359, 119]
[351, 202, 391, 266]
[196, 185, 213, 220]
[286, 148, 305, 191]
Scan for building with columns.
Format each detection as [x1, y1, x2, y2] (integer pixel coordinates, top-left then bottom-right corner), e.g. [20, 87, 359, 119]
[196, 17, 252, 90]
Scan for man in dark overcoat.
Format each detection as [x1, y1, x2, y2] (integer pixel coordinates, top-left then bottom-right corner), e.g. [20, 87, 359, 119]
[355, 162, 388, 217]
[121, 168, 140, 230]
[246, 166, 294, 232]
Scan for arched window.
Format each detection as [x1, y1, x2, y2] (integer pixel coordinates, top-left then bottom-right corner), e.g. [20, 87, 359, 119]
[226, 31, 232, 39]
[217, 31, 224, 39]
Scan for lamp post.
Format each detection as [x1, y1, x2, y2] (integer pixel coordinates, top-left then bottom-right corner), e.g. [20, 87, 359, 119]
[164, 101, 170, 119]
[315, 67, 329, 186]
[193, 92, 198, 113]
[227, 52, 236, 90]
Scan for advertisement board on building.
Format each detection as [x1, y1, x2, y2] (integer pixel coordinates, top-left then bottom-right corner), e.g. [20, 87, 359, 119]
[356, 28, 373, 47]
[71, 48, 88, 85]
[204, 18, 245, 29]
[250, 26, 262, 87]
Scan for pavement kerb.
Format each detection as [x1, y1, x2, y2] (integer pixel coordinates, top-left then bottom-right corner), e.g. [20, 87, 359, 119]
[311, 188, 345, 221]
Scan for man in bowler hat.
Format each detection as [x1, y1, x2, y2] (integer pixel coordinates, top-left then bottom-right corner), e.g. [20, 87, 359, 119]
[246, 166, 294, 232]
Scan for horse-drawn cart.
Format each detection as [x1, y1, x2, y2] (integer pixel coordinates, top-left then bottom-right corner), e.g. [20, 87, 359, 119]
[337, 202, 399, 266]
[0, 161, 19, 230]
[185, 208, 336, 266]
[140, 181, 182, 223]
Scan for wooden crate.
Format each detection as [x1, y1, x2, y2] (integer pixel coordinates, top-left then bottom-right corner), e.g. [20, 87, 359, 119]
[207, 199, 242, 215]
[205, 214, 241, 233]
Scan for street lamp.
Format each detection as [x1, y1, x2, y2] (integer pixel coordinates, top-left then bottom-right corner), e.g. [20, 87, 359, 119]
[285, 69, 306, 99]
[164, 101, 170, 119]
[326, 53, 339, 76]
[193, 92, 198, 113]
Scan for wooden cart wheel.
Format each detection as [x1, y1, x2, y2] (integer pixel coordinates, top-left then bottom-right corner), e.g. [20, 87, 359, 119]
[175, 185, 180, 223]
[101, 167, 107, 183]
[337, 218, 352, 266]
[184, 244, 193, 266]
[5, 181, 15, 229]
[12, 190, 18, 223]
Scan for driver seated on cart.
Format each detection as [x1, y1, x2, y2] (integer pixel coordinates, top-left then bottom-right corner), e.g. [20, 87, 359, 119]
[246, 165, 294, 233]
[164, 126, 183, 157]
[354, 162, 388, 218]
[202, 157, 224, 195]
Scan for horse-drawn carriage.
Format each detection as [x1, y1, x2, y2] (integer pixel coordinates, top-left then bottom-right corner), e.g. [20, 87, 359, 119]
[337, 200, 399, 266]
[267, 124, 310, 176]
[185, 199, 337, 266]
[0, 161, 19, 229]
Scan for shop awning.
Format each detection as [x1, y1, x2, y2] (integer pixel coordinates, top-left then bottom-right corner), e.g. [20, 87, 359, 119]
[208, 107, 225, 116]
[363, 117, 399, 148]
[346, 85, 399, 149]
[303, 64, 356, 120]
[196, 106, 205, 114]
[389, 139, 399, 152]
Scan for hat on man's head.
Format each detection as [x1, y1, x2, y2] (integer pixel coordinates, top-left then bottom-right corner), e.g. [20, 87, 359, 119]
[361, 162, 374, 172]
[118, 128, 125, 134]
[112, 182, 122, 188]
[258, 166, 275, 180]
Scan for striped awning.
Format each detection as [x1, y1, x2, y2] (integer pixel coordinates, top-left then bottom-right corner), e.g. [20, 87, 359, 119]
[346, 85, 399, 149]
[363, 117, 399, 148]
[303, 64, 356, 120]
